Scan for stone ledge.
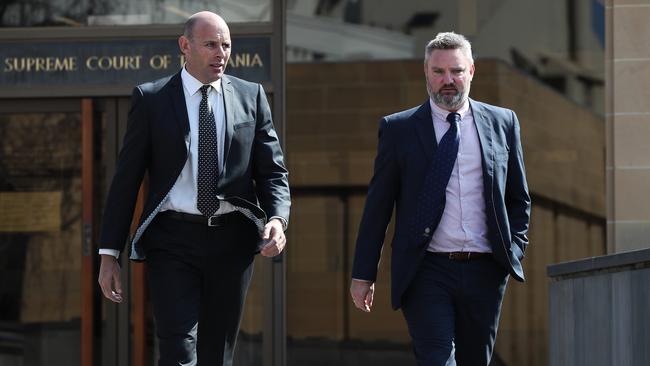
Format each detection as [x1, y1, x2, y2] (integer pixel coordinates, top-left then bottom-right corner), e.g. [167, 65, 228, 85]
[547, 247, 650, 278]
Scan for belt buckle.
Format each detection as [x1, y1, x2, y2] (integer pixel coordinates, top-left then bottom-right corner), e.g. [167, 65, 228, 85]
[207, 216, 220, 227]
[449, 252, 469, 261]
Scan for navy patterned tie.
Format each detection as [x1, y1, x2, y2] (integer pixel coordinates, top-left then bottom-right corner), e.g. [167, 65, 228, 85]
[197, 85, 220, 216]
[411, 112, 461, 246]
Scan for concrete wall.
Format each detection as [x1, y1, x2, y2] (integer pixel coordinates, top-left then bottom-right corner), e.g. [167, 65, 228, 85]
[267, 59, 606, 365]
[548, 249, 650, 366]
[606, 0, 650, 252]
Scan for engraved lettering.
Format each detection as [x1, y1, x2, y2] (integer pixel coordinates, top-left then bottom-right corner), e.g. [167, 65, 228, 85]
[149, 54, 171, 70]
[53, 57, 77, 71]
[26, 58, 36, 71]
[227, 53, 264, 68]
[98, 56, 111, 70]
[3, 57, 77, 72]
[86, 56, 98, 70]
[86, 55, 142, 71]
[250, 53, 263, 67]
[36, 57, 45, 71]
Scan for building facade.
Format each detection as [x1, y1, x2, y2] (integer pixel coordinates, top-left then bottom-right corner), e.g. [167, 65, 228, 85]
[2, 1, 641, 365]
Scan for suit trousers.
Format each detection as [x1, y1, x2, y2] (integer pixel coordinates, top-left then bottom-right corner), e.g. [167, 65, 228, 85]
[401, 252, 508, 366]
[142, 211, 258, 366]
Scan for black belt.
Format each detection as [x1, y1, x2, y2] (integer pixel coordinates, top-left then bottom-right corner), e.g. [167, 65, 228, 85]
[159, 211, 233, 227]
[430, 251, 491, 261]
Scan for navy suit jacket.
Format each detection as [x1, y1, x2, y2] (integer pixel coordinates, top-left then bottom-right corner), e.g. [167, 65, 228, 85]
[352, 99, 531, 309]
[99, 71, 291, 260]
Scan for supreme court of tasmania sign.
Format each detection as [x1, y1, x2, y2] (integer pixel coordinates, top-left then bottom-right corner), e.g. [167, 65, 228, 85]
[0, 36, 271, 96]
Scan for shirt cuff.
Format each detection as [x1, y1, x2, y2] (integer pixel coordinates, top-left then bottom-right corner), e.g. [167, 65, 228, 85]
[351, 278, 373, 283]
[269, 216, 288, 231]
[98, 249, 120, 258]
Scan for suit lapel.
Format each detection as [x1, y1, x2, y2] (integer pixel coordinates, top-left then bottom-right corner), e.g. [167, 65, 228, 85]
[167, 71, 191, 137]
[470, 99, 494, 178]
[414, 101, 436, 162]
[221, 75, 235, 177]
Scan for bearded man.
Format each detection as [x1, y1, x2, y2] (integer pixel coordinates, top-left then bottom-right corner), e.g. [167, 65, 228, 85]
[349, 32, 531, 366]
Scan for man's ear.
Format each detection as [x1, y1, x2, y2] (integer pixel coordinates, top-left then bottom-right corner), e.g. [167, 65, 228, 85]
[178, 35, 190, 55]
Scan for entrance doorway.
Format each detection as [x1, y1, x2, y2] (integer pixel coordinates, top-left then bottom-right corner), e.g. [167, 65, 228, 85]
[0, 96, 268, 366]
[0, 98, 97, 366]
[0, 96, 146, 366]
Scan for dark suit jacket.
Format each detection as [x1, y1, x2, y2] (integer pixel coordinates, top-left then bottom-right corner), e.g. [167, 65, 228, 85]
[99, 71, 291, 260]
[351, 99, 531, 309]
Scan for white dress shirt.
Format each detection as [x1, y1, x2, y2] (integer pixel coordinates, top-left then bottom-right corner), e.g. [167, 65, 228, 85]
[100, 68, 288, 258]
[427, 99, 491, 253]
[98, 68, 225, 258]
[161, 67, 225, 214]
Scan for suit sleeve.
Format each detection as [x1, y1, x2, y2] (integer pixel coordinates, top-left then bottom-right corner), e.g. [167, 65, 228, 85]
[351, 118, 399, 282]
[252, 83, 291, 224]
[99, 87, 151, 252]
[505, 110, 531, 257]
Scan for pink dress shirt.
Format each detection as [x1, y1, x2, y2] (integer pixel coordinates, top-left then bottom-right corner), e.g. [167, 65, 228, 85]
[427, 99, 491, 253]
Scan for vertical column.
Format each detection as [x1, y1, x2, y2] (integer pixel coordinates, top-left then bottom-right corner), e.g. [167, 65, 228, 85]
[81, 98, 95, 366]
[606, 0, 650, 252]
[132, 183, 148, 366]
[265, 0, 287, 365]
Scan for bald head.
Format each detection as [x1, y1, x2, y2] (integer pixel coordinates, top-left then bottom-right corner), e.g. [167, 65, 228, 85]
[183, 11, 229, 41]
[179, 11, 232, 83]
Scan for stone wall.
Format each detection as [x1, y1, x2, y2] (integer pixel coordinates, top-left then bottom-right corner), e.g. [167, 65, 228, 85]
[272, 59, 606, 365]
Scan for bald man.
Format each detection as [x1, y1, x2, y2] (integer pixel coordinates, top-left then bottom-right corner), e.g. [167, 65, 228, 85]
[97, 12, 290, 365]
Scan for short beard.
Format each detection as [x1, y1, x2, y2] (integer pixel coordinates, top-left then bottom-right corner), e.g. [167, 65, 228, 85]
[427, 82, 468, 111]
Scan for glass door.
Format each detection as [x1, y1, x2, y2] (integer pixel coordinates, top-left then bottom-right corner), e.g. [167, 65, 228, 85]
[0, 99, 87, 366]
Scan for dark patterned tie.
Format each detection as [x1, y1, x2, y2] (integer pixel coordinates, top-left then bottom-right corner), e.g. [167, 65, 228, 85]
[197, 85, 220, 216]
[411, 112, 461, 246]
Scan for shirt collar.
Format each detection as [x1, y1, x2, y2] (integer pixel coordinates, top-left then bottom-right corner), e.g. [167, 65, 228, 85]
[429, 98, 470, 121]
[181, 66, 222, 97]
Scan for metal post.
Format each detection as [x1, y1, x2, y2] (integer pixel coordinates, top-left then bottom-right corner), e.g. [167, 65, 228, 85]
[264, 0, 287, 365]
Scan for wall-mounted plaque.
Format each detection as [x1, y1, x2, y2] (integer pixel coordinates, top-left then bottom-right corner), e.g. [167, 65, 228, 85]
[0, 36, 271, 96]
[0, 191, 62, 232]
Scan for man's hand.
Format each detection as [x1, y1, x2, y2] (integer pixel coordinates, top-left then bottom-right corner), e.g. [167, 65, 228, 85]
[350, 279, 375, 312]
[98, 255, 123, 303]
[260, 218, 286, 257]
